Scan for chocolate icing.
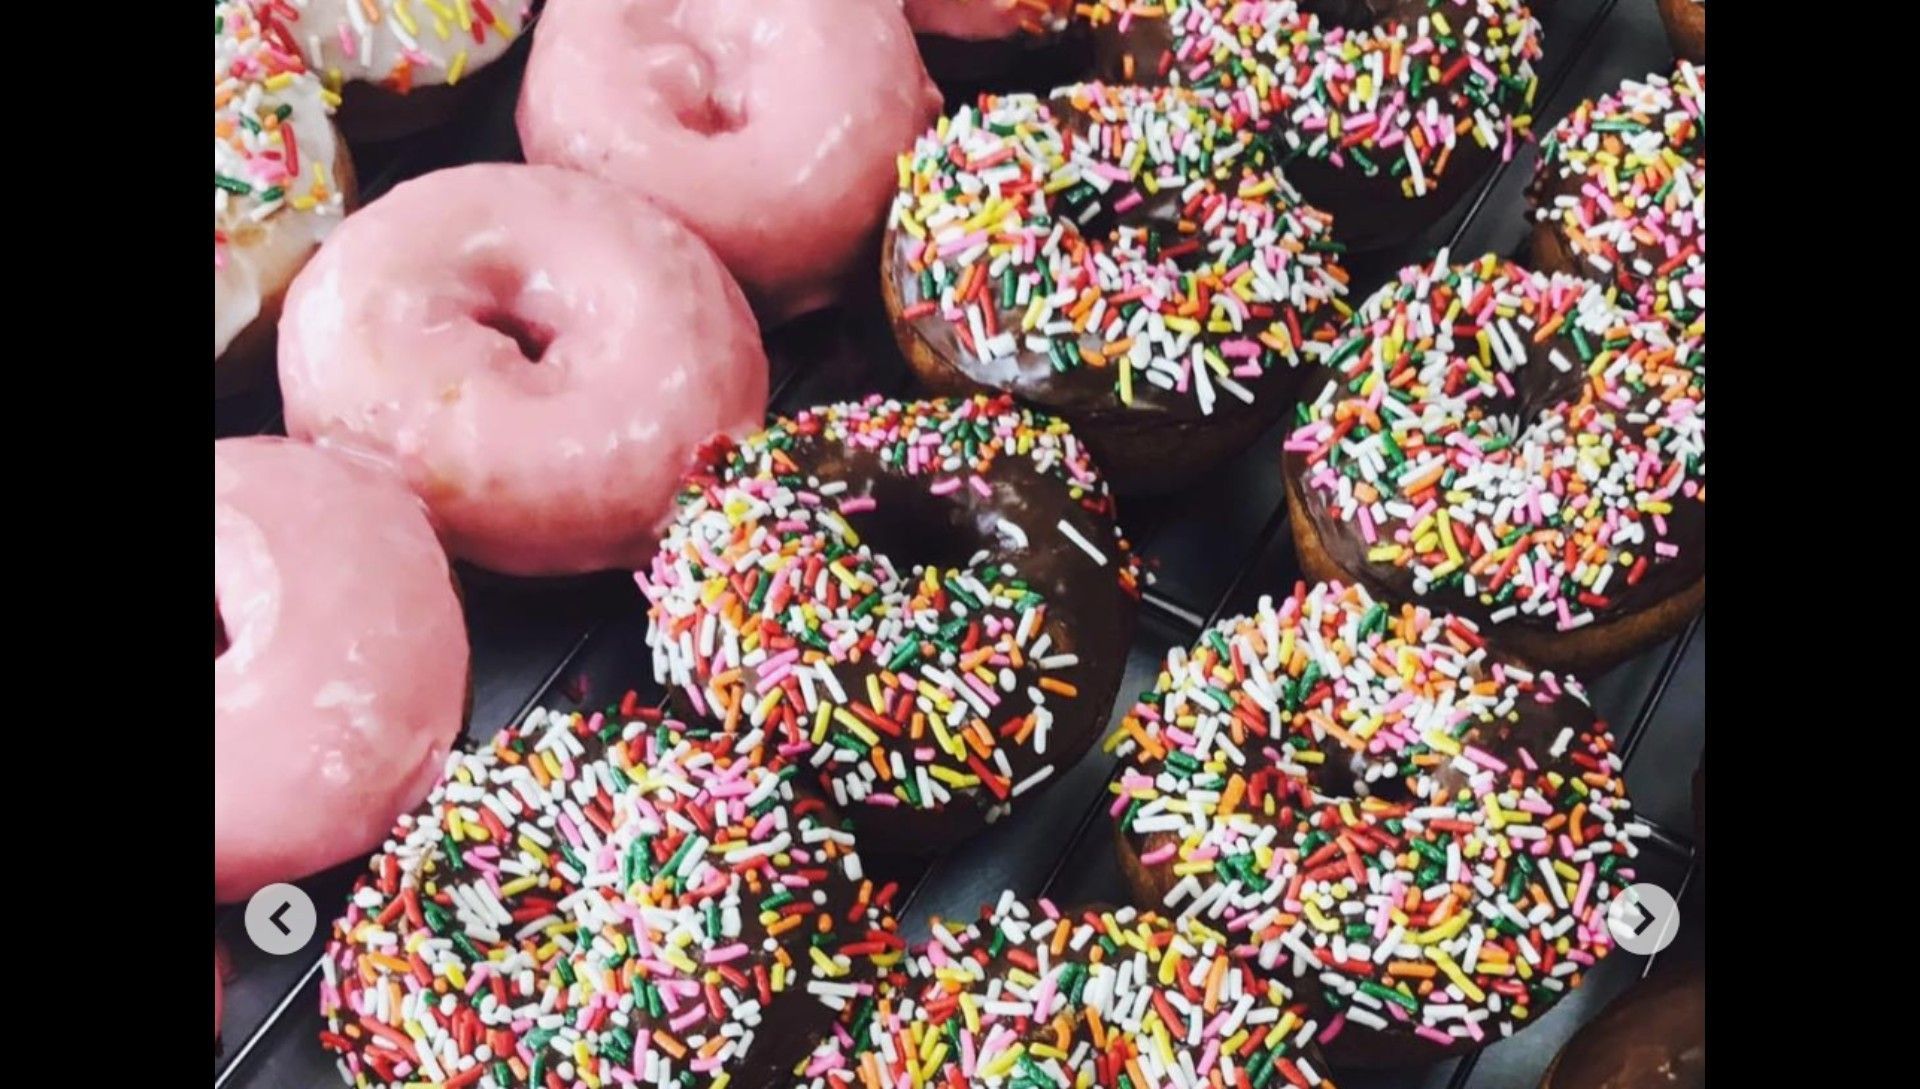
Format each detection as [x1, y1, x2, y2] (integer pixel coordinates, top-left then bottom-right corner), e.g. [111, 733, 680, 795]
[1283, 362, 1705, 638]
[644, 397, 1142, 854]
[773, 427, 1139, 850]
[887, 88, 1344, 430]
[319, 704, 900, 1088]
[1084, 0, 1538, 249]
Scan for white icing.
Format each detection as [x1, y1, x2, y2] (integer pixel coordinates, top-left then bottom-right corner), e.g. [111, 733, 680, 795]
[214, 0, 345, 358]
[285, 0, 532, 91]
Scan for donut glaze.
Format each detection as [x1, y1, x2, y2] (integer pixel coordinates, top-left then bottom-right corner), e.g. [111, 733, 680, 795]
[320, 700, 903, 1089]
[215, 0, 349, 384]
[1109, 582, 1646, 1065]
[1282, 253, 1704, 671]
[516, 0, 941, 323]
[883, 82, 1351, 491]
[281, 0, 532, 93]
[905, 0, 1069, 40]
[215, 438, 468, 903]
[1082, 0, 1544, 249]
[278, 163, 769, 577]
[1529, 64, 1704, 338]
[641, 395, 1141, 854]
[799, 895, 1337, 1087]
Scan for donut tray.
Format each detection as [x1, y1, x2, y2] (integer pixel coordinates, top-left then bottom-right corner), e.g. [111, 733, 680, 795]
[213, 2, 1705, 1085]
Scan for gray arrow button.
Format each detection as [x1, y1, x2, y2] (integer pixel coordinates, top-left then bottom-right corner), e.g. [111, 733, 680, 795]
[1606, 882, 1680, 956]
[245, 883, 318, 955]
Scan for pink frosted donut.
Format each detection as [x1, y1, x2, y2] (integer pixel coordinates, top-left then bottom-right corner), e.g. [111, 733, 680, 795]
[516, 0, 941, 323]
[278, 163, 768, 576]
[214, 438, 468, 903]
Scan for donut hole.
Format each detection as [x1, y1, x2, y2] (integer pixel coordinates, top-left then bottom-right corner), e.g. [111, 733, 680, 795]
[1052, 161, 1213, 275]
[215, 597, 230, 659]
[840, 481, 992, 577]
[638, 34, 748, 136]
[673, 92, 747, 137]
[474, 307, 556, 364]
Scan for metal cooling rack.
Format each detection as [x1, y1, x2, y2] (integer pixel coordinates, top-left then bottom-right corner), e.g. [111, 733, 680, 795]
[214, 1, 1705, 1084]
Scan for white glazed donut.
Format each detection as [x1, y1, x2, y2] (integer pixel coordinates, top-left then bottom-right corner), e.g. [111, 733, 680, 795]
[214, 0, 351, 393]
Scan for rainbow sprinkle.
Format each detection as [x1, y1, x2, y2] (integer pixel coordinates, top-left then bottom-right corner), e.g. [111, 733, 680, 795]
[281, 0, 530, 94]
[1107, 582, 1644, 1051]
[319, 697, 904, 1088]
[642, 395, 1141, 840]
[1078, 0, 1543, 199]
[889, 83, 1351, 415]
[214, 0, 343, 271]
[1283, 252, 1704, 634]
[1530, 63, 1705, 338]
[800, 895, 1335, 1088]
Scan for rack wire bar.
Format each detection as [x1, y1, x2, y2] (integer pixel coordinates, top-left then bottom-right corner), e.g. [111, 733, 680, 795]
[213, 1, 1704, 1084]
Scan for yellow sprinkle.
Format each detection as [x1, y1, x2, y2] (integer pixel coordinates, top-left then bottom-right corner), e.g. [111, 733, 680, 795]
[1429, 947, 1485, 1004]
[447, 49, 469, 86]
[517, 835, 549, 867]
[832, 707, 879, 747]
[1413, 911, 1469, 946]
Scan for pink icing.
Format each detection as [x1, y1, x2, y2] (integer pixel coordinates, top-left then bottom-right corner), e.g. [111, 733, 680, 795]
[516, 0, 940, 323]
[214, 437, 468, 903]
[905, 0, 1068, 39]
[277, 163, 768, 576]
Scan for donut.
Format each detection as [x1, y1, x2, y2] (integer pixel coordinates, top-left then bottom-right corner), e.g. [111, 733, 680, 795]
[904, 0, 1082, 95]
[639, 394, 1141, 855]
[1107, 581, 1647, 1065]
[883, 82, 1353, 493]
[215, 437, 468, 903]
[1528, 64, 1704, 339]
[1539, 960, 1704, 1089]
[278, 162, 768, 578]
[215, 0, 353, 397]
[278, 0, 537, 141]
[516, 0, 941, 324]
[1656, 0, 1705, 63]
[319, 698, 904, 1088]
[1281, 253, 1704, 672]
[908, 0, 1072, 41]
[799, 894, 1338, 1088]
[1080, 0, 1545, 250]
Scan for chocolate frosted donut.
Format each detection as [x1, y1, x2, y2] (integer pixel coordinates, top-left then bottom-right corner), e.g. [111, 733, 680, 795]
[799, 894, 1338, 1087]
[1656, 0, 1705, 63]
[883, 83, 1352, 493]
[1282, 253, 1705, 672]
[1540, 960, 1704, 1089]
[1529, 64, 1704, 339]
[642, 395, 1141, 854]
[319, 699, 903, 1089]
[1108, 582, 1647, 1066]
[1081, 0, 1544, 250]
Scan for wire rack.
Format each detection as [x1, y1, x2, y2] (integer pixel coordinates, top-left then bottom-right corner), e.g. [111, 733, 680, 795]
[214, 1, 1705, 1085]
